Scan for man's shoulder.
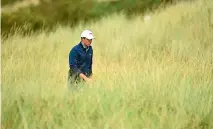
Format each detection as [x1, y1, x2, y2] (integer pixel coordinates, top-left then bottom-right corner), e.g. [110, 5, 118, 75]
[89, 45, 93, 50]
[71, 43, 81, 50]
[69, 44, 80, 56]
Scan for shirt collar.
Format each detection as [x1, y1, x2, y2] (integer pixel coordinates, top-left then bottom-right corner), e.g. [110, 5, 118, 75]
[81, 42, 87, 48]
[80, 42, 89, 51]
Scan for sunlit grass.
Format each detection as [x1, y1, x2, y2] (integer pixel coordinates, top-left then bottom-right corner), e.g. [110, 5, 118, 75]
[2, 0, 213, 128]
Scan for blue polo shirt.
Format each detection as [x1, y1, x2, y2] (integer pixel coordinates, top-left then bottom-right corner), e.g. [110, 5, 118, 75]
[69, 42, 93, 77]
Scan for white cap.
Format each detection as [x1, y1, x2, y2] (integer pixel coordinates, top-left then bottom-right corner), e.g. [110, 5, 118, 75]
[80, 29, 95, 40]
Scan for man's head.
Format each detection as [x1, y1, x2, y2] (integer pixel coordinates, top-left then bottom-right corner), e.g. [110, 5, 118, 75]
[80, 30, 95, 47]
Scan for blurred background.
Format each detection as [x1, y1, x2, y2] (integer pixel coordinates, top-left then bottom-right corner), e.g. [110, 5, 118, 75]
[1, 0, 186, 37]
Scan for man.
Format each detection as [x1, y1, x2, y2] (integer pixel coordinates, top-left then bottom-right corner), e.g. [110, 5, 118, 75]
[68, 29, 95, 87]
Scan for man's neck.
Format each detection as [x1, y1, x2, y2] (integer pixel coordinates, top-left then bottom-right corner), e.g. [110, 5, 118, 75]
[81, 42, 88, 49]
[81, 42, 90, 53]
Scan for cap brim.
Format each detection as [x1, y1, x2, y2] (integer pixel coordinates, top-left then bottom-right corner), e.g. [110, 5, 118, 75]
[87, 35, 95, 39]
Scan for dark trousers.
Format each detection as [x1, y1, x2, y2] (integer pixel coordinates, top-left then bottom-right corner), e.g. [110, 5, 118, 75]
[67, 69, 82, 90]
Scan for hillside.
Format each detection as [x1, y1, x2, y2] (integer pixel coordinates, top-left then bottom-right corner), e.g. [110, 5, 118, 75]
[1, 0, 183, 37]
[2, 0, 213, 129]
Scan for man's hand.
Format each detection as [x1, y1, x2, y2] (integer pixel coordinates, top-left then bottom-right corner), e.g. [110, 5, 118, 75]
[79, 73, 92, 83]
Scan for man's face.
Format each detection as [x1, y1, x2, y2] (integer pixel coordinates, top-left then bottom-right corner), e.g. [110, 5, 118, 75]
[82, 38, 92, 47]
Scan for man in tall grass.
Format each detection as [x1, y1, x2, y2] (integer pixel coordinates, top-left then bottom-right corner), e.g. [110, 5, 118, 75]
[68, 30, 95, 88]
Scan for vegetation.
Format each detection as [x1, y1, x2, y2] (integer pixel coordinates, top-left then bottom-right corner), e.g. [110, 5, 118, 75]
[1, 0, 189, 37]
[1, 0, 22, 6]
[2, 0, 213, 129]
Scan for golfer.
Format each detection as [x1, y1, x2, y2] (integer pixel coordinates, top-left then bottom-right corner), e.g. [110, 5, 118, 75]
[68, 29, 95, 87]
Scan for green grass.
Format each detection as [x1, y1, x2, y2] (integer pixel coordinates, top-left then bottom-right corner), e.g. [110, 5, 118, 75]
[2, 0, 213, 128]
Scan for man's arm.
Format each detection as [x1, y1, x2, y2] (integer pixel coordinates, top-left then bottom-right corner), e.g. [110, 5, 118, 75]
[91, 49, 93, 77]
[79, 73, 92, 82]
[89, 48, 93, 77]
[69, 48, 91, 82]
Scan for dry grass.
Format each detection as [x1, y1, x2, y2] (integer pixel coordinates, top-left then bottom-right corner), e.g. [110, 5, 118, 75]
[2, 0, 213, 128]
[1, 0, 118, 13]
[2, 0, 40, 13]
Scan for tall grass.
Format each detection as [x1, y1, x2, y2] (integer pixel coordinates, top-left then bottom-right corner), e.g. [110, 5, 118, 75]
[2, 0, 213, 128]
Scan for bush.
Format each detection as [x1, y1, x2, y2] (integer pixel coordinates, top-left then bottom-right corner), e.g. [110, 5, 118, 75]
[1, 0, 98, 37]
[1, 0, 21, 6]
[1, 0, 190, 37]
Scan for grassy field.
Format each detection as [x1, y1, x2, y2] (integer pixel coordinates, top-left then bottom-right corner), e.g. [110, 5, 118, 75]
[2, 0, 213, 128]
